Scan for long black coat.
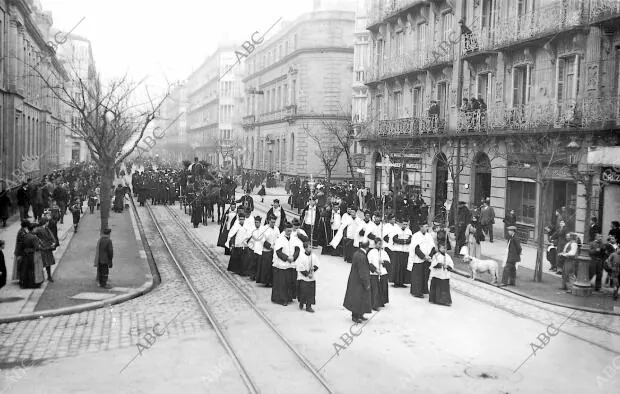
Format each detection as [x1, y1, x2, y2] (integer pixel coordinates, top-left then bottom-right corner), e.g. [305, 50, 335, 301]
[343, 248, 372, 315]
[0, 249, 6, 289]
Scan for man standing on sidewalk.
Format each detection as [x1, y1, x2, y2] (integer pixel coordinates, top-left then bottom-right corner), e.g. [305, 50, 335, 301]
[501, 226, 522, 286]
[480, 198, 495, 243]
[94, 228, 114, 289]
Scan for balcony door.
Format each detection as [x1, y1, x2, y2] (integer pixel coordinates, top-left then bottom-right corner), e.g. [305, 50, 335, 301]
[481, 0, 498, 46]
[438, 82, 449, 122]
[616, 47, 620, 125]
[412, 87, 422, 117]
[556, 55, 580, 124]
[417, 23, 427, 65]
[477, 72, 492, 107]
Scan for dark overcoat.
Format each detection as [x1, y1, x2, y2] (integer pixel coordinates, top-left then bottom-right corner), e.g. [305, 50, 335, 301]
[343, 248, 372, 315]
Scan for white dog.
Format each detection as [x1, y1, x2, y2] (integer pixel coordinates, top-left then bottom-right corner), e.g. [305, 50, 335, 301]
[462, 254, 499, 284]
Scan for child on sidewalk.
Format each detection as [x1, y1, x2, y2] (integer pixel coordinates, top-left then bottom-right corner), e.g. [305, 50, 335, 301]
[70, 199, 82, 232]
[296, 241, 319, 313]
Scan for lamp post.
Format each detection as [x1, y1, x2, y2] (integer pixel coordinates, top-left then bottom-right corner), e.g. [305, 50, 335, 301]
[308, 175, 317, 248]
[566, 137, 593, 296]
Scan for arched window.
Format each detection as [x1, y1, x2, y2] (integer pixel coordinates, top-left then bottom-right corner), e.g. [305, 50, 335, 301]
[290, 133, 295, 161]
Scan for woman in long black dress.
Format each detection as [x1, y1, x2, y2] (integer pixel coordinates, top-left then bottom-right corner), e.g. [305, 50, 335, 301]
[0, 240, 7, 290]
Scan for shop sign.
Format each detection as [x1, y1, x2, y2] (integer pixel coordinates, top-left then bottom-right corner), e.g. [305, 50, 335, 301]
[602, 167, 620, 184]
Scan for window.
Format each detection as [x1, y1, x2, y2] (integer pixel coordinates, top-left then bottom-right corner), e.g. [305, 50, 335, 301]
[285, 41, 289, 55]
[294, 34, 298, 50]
[507, 180, 536, 225]
[290, 133, 295, 161]
[291, 80, 296, 105]
[615, 47, 620, 123]
[377, 40, 384, 75]
[412, 87, 422, 117]
[377, 95, 384, 119]
[282, 138, 286, 163]
[556, 55, 580, 102]
[417, 23, 427, 63]
[395, 30, 404, 57]
[477, 73, 492, 106]
[283, 84, 288, 106]
[438, 82, 449, 120]
[277, 87, 281, 109]
[512, 65, 531, 106]
[356, 71, 365, 82]
[442, 12, 454, 43]
[393, 91, 402, 118]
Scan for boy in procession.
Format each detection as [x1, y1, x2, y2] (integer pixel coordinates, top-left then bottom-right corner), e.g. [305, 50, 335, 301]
[391, 218, 412, 287]
[217, 202, 237, 255]
[256, 215, 280, 287]
[272, 222, 302, 306]
[368, 238, 390, 310]
[266, 199, 287, 232]
[296, 240, 319, 313]
[226, 213, 250, 275]
[243, 216, 264, 280]
[408, 223, 436, 298]
[429, 243, 454, 306]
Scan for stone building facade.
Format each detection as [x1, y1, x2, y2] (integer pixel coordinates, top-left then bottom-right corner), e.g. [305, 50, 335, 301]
[186, 46, 245, 170]
[0, 0, 69, 184]
[241, 8, 355, 181]
[360, 0, 620, 242]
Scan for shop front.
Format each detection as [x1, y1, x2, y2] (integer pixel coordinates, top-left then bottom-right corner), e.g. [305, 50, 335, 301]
[601, 167, 620, 236]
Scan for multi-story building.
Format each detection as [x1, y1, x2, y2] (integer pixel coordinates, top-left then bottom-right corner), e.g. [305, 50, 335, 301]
[351, 0, 371, 175]
[361, 0, 620, 241]
[186, 45, 245, 170]
[241, 1, 356, 181]
[55, 32, 96, 165]
[151, 82, 188, 162]
[0, 0, 69, 184]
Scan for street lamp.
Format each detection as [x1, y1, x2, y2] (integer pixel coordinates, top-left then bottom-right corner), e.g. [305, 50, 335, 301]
[566, 137, 592, 296]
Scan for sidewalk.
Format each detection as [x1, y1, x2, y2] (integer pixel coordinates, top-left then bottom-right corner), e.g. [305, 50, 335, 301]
[0, 201, 153, 321]
[246, 191, 620, 314]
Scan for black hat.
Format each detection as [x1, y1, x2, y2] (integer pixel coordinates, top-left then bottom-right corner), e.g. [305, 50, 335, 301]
[254, 216, 262, 222]
[292, 218, 301, 226]
[273, 199, 280, 204]
[284, 222, 293, 229]
[364, 210, 371, 215]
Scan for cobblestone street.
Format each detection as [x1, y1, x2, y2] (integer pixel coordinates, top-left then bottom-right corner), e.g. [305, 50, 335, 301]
[2, 198, 618, 393]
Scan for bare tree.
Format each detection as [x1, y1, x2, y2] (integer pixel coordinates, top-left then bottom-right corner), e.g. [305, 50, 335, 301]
[29, 57, 168, 232]
[301, 122, 345, 191]
[506, 133, 570, 282]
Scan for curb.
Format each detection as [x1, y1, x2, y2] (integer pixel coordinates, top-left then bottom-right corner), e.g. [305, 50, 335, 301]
[0, 197, 158, 324]
[450, 267, 620, 316]
[250, 194, 620, 316]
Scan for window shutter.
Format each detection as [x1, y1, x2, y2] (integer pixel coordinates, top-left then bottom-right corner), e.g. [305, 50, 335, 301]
[556, 58, 565, 102]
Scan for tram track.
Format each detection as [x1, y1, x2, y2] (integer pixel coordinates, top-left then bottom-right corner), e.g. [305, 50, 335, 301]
[144, 202, 334, 394]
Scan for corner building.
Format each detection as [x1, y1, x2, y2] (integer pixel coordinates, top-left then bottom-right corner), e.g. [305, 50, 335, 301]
[241, 7, 355, 180]
[360, 0, 620, 241]
[0, 0, 69, 182]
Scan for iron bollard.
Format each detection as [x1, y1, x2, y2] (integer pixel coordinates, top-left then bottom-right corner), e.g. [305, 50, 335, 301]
[572, 245, 593, 296]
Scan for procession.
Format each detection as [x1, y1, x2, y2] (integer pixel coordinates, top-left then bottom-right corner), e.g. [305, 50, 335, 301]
[1, 0, 620, 392]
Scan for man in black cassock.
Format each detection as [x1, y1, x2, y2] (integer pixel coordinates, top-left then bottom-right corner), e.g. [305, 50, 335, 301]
[343, 240, 372, 323]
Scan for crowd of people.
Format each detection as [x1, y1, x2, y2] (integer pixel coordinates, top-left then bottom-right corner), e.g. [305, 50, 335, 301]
[0, 162, 133, 292]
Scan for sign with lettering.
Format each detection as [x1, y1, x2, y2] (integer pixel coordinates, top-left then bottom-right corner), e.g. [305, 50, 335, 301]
[602, 167, 620, 184]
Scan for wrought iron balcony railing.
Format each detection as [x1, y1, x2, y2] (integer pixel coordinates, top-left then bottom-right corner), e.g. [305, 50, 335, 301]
[369, 116, 447, 137]
[456, 97, 620, 133]
[368, 43, 455, 82]
[493, 0, 587, 49]
[242, 115, 255, 126]
[367, 0, 425, 28]
[589, 0, 620, 23]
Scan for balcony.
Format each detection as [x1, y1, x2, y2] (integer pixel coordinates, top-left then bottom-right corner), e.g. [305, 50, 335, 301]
[456, 97, 620, 134]
[367, 116, 447, 138]
[367, 45, 454, 82]
[242, 115, 255, 127]
[492, 0, 587, 50]
[589, 0, 620, 23]
[367, 0, 426, 29]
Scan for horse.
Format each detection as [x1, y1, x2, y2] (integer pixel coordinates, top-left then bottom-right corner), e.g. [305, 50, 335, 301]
[217, 180, 235, 224]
